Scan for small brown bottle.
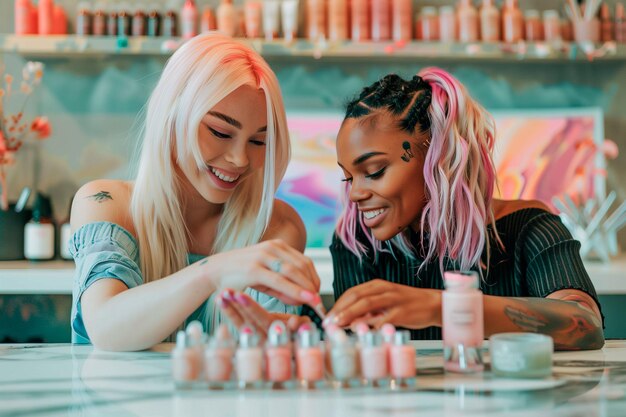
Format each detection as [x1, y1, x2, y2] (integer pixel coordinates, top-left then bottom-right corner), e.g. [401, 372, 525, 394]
[92, 3, 107, 36]
[132, 7, 146, 36]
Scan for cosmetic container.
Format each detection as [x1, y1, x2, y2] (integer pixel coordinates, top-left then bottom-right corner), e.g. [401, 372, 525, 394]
[417, 6, 439, 41]
[389, 330, 416, 386]
[296, 323, 325, 388]
[306, 0, 326, 41]
[217, 0, 236, 37]
[172, 326, 206, 388]
[351, 0, 370, 41]
[107, 5, 118, 36]
[479, 0, 500, 42]
[38, 0, 54, 35]
[235, 325, 264, 388]
[328, 0, 348, 41]
[263, 0, 281, 40]
[15, 0, 36, 35]
[502, 0, 523, 43]
[617, 3, 626, 43]
[329, 329, 358, 387]
[147, 5, 162, 37]
[524, 10, 543, 42]
[371, 0, 391, 41]
[489, 333, 553, 378]
[265, 321, 293, 387]
[24, 194, 55, 261]
[52, 4, 67, 35]
[561, 18, 573, 41]
[92, 2, 107, 36]
[162, 6, 178, 37]
[442, 271, 484, 373]
[132, 6, 147, 37]
[281, 0, 299, 41]
[438, 5, 456, 42]
[380, 323, 395, 371]
[181, 0, 198, 39]
[457, 0, 478, 42]
[76, 2, 92, 35]
[391, 0, 412, 41]
[244, 1, 262, 38]
[205, 324, 234, 387]
[542, 10, 561, 42]
[360, 331, 388, 386]
[117, 3, 132, 36]
[600, 3, 614, 42]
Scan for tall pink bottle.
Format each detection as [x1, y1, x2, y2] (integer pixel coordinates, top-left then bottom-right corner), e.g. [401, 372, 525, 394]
[542, 10, 561, 42]
[389, 330, 416, 382]
[38, 0, 54, 35]
[15, 0, 35, 35]
[265, 321, 292, 387]
[181, 0, 198, 39]
[52, 4, 67, 34]
[235, 325, 264, 388]
[391, 0, 412, 41]
[502, 0, 523, 43]
[439, 5, 457, 42]
[442, 271, 484, 373]
[479, 0, 500, 42]
[457, 0, 478, 42]
[328, 0, 349, 41]
[295, 323, 324, 387]
[360, 331, 388, 385]
[524, 9, 543, 42]
[371, 0, 391, 41]
[351, 0, 370, 41]
[306, 0, 327, 41]
[217, 0, 237, 37]
[418, 7, 439, 41]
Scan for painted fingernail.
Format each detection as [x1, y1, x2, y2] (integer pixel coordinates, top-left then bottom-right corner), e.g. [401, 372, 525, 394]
[234, 293, 249, 307]
[222, 289, 234, 301]
[217, 296, 229, 307]
[322, 315, 339, 328]
[300, 290, 316, 302]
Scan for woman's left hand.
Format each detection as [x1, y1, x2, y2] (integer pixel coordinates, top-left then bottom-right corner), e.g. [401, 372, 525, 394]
[325, 279, 442, 330]
[217, 289, 311, 340]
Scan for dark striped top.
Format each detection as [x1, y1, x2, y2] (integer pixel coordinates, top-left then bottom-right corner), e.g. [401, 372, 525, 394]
[327, 208, 602, 340]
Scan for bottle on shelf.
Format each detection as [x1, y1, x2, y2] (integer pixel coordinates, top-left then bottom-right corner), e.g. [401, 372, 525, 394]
[479, 0, 500, 42]
[162, 2, 178, 37]
[600, 2, 614, 42]
[76, 2, 92, 36]
[243, 1, 261, 38]
[217, 0, 237, 37]
[438, 5, 457, 42]
[181, 0, 198, 39]
[15, 0, 36, 35]
[52, 4, 67, 34]
[351, 0, 370, 41]
[418, 6, 439, 41]
[132, 4, 147, 36]
[263, 0, 281, 40]
[107, 2, 119, 36]
[327, 0, 348, 41]
[93, 2, 108, 36]
[281, 0, 299, 42]
[391, 0, 412, 41]
[147, 3, 162, 36]
[502, 0, 524, 43]
[38, 0, 54, 35]
[457, 0, 478, 42]
[24, 193, 55, 261]
[524, 10, 543, 42]
[371, 0, 391, 42]
[117, 2, 132, 36]
[306, 0, 326, 41]
[542, 10, 561, 43]
[615, 2, 625, 43]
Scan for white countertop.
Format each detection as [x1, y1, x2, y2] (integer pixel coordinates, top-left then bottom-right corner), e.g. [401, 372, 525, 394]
[0, 249, 625, 295]
[1, 340, 626, 417]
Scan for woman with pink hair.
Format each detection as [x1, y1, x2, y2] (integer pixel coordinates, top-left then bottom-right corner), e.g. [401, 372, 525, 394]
[323, 68, 604, 350]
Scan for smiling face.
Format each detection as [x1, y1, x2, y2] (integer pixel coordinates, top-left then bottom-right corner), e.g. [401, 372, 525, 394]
[179, 85, 268, 205]
[336, 112, 429, 241]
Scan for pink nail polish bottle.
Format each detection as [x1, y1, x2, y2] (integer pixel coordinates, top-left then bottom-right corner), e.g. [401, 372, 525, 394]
[418, 6, 439, 41]
[205, 324, 235, 387]
[265, 321, 293, 388]
[359, 331, 388, 387]
[442, 271, 484, 373]
[296, 323, 324, 388]
[181, 0, 198, 39]
[479, 0, 500, 42]
[235, 325, 264, 389]
[380, 323, 396, 372]
[439, 5, 457, 42]
[371, 0, 391, 41]
[329, 329, 357, 387]
[172, 330, 204, 388]
[389, 330, 416, 386]
[52, 4, 67, 35]
[502, 0, 524, 43]
[351, 0, 370, 41]
[217, 0, 236, 37]
[457, 0, 479, 42]
[328, 0, 348, 41]
[391, 0, 412, 41]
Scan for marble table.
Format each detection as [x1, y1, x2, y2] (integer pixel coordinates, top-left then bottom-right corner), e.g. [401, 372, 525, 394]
[2, 340, 626, 417]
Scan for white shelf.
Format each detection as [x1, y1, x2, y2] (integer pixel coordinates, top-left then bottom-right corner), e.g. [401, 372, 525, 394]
[0, 250, 625, 296]
[1, 34, 624, 61]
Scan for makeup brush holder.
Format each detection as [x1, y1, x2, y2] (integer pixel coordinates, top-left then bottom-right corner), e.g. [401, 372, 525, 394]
[0, 204, 32, 260]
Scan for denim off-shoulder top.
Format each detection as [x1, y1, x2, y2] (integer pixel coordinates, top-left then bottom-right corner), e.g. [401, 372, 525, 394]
[69, 221, 300, 344]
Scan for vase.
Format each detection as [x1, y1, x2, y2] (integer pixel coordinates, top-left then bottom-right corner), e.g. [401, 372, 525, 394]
[0, 204, 33, 261]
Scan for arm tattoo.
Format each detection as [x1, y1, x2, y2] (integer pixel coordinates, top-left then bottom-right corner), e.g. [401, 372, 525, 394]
[86, 191, 113, 203]
[400, 141, 414, 162]
[504, 298, 603, 350]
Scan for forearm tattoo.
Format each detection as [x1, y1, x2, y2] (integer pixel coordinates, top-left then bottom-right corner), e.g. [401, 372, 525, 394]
[86, 191, 113, 203]
[400, 141, 414, 162]
[504, 298, 603, 350]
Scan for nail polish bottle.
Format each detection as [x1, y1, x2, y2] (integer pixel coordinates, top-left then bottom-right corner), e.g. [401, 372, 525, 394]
[359, 331, 388, 387]
[600, 3, 614, 42]
[457, 0, 478, 42]
[524, 10, 543, 42]
[147, 4, 162, 37]
[438, 5, 457, 42]
[328, 0, 348, 41]
[217, 0, 236, 37]
[38, 0, 54, 36]
[389, 330, 416, 386]
[371, 0, 391, 41]
[380, 323, 396, 373]
[502, 0, 523, 43]
[442, 271, 484, 373]
[265, 321, 292, 388]
[235, 325, 264, 389]
[418, 6, 439, 41]
[329, 329, 357, 387]
[296, 323, 324, 388]
[24, 193, 55, 261]
[30, 2, 38, 34]
[52, 3, 67, 34]
[76, 2, 92, 35]
[205, 323, 234, 387]
[200, 5, 216, 33]
[181, 0, 198, 39]
[172, 330, 205, 388]
[479, 0, 500, 42]
[542, 10, 561, 43]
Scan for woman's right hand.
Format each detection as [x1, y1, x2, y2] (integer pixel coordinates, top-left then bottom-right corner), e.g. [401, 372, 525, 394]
[197, 239, 321, 306]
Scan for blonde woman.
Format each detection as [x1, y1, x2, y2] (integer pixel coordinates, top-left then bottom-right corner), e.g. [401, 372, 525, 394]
[69, 34, 320, 351]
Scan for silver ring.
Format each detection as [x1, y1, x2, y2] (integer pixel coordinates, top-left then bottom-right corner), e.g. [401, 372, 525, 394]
[269, 259, 283, 273]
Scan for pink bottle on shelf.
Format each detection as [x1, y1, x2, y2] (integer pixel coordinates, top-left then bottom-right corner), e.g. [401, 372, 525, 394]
[371, 0, 391, 41]
[329, 329, 358, 386]
[295, 323, 324, 387]
[52, 4, 67, 34]
[389, 330, 416, 381]
[30, 2, 38, 34]
[244, 2, 262, 38]
[502, 0, 523, 43]
[457, 0, 478, 42]
[265, 321, 292, 386]
[600, 3, 614, 42]
[417, 6, 439, 41]
[542, 10, 561, 42]
[201, 6, 217, 33]
[76, 2, 92, 36]
[391, 0, 412, 41]
[205, 324, 234, 386]
[235, 325, 264, 388]
[181, 0, 198, 39]
[479, 0, 500, 42]
[380, 323, 395, 371]
[617, 3, 626, 43]
[524, 9, 543, 42]
[442, 271, 484, 373]
[15, 0, 36, 35]
[92, 3, 107, 36]
[132, 7, 147, 36]
[306, 0, 327, 41]
[351, 0, 370, 41]
[172, 331, 204, 388]
[439, 5, 457, 42]
[328, 0, 349, 41]
[217, 0, 236, 37]
[360, 331, 388, 385]
[38, 0, 54, 35]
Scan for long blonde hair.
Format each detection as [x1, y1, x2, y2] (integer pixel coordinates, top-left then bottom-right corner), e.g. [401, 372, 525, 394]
[131, 33, 290, 283]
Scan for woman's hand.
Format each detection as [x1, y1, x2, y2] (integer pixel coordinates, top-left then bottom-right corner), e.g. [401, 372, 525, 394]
[198, 239, 321, 306]
[217, 289, 310, 340]
[324, 279, 442, 330]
